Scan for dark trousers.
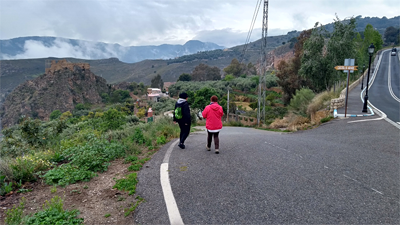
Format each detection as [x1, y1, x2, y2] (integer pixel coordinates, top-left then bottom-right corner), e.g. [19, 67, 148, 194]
[207, 131, 219, 149]
[178, 122, 191, 144]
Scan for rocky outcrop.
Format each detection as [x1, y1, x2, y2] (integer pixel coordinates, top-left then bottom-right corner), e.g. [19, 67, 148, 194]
[1, 60, 110, 127]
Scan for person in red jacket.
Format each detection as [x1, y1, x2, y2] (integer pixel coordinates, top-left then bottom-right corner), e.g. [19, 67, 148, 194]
[202, 95, 224, 154]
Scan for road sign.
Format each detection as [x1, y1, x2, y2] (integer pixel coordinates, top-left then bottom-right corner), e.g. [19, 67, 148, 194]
[344, 58, 355, 73]
[335, 66, 358, 71]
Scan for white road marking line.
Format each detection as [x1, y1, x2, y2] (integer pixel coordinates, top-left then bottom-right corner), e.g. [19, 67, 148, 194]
[160, 140, 184, 225]
[343, 175, 384, 195]
[343, 174, 362, 184]
[265, 141, 303, 158]
[387, 54, 400, 102]
[371, 188, 384, 195]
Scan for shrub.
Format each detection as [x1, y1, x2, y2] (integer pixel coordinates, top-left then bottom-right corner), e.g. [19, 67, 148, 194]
[102, 108, 125, 131]
[60, 111, 72, 120]
[113, 173, 138, 195]
[156, 136, 166, 145]
[43, 138, 126, 186]
[133, 128, 145, 145]
[5, 197, 25, 225]
[24, 196, 83, 224]
[42, 164, 96, 187]
[0, 174, 13, 196]
[320, 116, 333, 123]
[19, 118, 46, 146]
[62, 139, 126, 172]
[289, 88, 315, 116]
[307, 91, 337, 117]
[125, 115, 139, 123]
[50, 110, 62, 120]
[137, 108, 146, 118]
[124, 155, 138, 164]
[10, 158, 37, 183]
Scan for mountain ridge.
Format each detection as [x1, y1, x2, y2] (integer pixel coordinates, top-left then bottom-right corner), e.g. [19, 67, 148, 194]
[0, 37, 225, 63]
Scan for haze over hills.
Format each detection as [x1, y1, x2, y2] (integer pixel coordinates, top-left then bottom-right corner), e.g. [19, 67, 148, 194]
[0, 37, 225, 63]
[0, 15, 398, 106]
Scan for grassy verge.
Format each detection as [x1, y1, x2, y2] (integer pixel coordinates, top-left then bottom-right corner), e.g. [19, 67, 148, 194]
[1, 104, 180, 224]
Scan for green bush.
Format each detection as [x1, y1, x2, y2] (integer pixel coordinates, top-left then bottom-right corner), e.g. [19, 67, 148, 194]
[128, 164, 142, 172]
[320, 116, 333, 123]
[19, 118, 46, 146]
[43, 138, 126, 186]
[113, 173, 138, 195]
[289, 88, 315, 116]
[0, 174, 13, 196]
[42, 164, 96, 187]
[49, 110, 62, 120]
[10, 158, 38, 183]
[5, 197, 25, 225]
[124, 155, 138, 164]
[133, 127, 145, 144]
[24, 196, 83, 225]
[125, 115, 139, 123]
[156, 136, 166, 145]
[62, 138, 126, 171]
[101, 108, 125, 131]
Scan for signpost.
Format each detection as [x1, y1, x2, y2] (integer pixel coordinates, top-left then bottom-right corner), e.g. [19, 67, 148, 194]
[334, 66, 358, 71]
[335, 61, 357, 117]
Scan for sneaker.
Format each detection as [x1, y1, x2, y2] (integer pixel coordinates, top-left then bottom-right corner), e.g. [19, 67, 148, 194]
[206, 145, 210, 151]
[215, 149, 219, 154]
[178, 143, 185, 149]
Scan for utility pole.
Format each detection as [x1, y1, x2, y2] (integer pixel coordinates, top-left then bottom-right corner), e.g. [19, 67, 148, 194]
[257, 0, 269, 126]
[227, 88, 230, 122]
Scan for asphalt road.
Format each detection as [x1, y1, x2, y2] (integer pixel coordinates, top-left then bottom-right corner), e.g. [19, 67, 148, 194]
[134, 118, 399, 224]
[369, 48, 400, 123]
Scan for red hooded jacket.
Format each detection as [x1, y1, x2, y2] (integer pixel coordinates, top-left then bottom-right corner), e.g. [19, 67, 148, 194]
[202, 102, 224, 130]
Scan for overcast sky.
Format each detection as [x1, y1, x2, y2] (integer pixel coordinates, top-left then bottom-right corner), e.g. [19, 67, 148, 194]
[0, 0, 399, 48]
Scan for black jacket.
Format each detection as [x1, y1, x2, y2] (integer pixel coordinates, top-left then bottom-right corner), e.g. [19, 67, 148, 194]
[173, 99, 191, 124]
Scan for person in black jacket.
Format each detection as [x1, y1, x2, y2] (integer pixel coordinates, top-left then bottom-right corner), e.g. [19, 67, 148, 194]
[173, 92, 191, 149]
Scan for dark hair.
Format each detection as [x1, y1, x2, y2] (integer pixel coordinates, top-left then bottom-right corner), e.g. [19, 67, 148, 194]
[210, 95, 218, 102]
[179, 92, 188, 99]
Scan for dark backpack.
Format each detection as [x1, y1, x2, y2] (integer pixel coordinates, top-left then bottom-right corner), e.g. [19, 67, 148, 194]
[175, 106, 183, 119]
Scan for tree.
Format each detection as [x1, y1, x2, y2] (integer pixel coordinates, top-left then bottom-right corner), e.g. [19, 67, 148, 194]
[223, 58, 243, 77]
[326, 16, 357, 86]
[355, 24, 384, 69]
[192, 64, 221, 81]
[189, 87, 218, 117]
[363, 24, 383, 52]
[110, 90, 130, 103]
[177, 73, 192, 82]
[151, 74, 164, 90]
[276, 29, 312, 103]
[384, 26, 400, 45]
[299, 22, 332, 92]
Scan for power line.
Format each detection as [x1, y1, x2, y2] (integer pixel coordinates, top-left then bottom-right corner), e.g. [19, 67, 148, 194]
[239, 0, 262, 64]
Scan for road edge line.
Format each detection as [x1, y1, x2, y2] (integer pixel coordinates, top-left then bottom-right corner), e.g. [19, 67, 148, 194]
[160, 140, 184, 225]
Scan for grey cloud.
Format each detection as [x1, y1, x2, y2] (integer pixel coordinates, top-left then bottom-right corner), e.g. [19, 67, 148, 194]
[3, 38, 123, 60]
[1, 0, 398, 48]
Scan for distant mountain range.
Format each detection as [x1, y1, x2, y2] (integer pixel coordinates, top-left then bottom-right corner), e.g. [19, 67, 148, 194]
[0, 15, 398, 106]
[0, 37, 225, 63]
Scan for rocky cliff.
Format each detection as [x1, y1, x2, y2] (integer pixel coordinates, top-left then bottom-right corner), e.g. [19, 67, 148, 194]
[0, 60, 110, 127]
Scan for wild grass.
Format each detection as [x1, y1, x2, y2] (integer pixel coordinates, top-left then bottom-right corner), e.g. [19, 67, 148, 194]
[307, 91, 337, 117]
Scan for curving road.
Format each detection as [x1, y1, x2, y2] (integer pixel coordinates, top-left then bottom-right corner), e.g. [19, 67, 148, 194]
[368, 48, 400, 124]
[134, 118, 399, 224]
